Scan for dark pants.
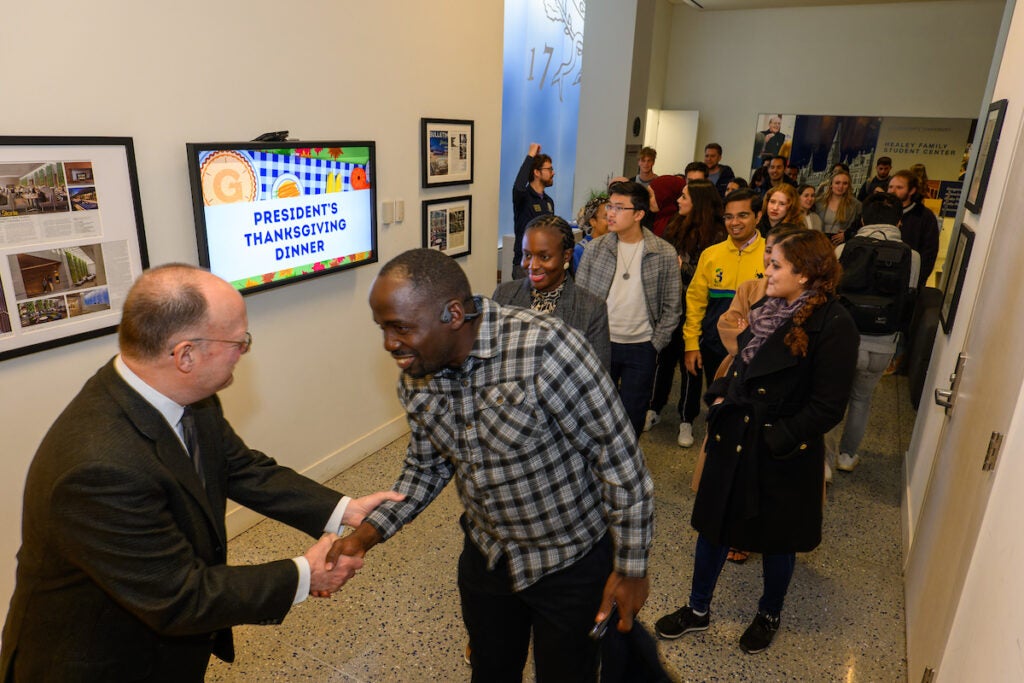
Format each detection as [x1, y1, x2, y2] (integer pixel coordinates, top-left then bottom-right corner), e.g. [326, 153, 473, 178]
[688, 534, 796, 617]
[649, 327, 702, 423]
[610, 341, 659, 437]
[458, 524, 611, 683]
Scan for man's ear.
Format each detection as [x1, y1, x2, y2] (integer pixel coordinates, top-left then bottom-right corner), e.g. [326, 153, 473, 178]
[446, 298, 476, 330]
[169, 341, 196, 373]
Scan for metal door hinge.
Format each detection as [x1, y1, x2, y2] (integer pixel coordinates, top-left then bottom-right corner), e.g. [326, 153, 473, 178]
[983, 432, 1004, 471]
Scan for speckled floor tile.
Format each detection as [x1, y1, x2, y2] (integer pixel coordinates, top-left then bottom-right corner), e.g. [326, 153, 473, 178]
[209, 375, 913, 682]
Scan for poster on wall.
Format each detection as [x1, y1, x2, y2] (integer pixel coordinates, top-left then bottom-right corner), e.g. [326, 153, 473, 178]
[421, 119, 474, 188]
[422, 195, 472, 258]
[0, 137, 148, 361]
[752, 114, 973, 214]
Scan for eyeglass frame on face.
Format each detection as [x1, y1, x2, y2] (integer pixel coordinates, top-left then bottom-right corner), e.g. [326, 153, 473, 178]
[605, 204, 637, 214]
[539, 165, 554, 173]
[168, 331, 253, 356]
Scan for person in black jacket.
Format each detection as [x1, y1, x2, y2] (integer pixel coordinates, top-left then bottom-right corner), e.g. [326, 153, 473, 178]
[655, 230, 858, 655]
[888, 169, 939, 289]
[511, 143, 555, 278]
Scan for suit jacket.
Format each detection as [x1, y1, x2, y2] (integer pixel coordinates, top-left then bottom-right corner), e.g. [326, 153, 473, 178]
[1, 359, 343, 682]
[492, 276, 611, 370]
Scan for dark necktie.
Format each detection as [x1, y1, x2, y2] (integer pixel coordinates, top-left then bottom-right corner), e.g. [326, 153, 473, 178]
[179, 406, 206, 487]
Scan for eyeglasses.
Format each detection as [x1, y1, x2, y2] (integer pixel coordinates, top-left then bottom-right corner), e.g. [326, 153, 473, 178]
[169, 332, 253, 355]
[605, 204, 637, 214]
[539, 166, 554, 172]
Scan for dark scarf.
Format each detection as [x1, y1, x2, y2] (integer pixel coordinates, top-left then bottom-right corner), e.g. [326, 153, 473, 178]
[529, 280, 566, 313]
[740, 291, 811, 365]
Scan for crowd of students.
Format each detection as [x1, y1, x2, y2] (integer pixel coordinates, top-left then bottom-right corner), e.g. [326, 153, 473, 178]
[505, 140, 936, 660]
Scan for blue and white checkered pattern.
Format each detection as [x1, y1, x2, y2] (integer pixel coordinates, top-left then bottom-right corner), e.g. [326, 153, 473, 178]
[252, 151, 362, 197]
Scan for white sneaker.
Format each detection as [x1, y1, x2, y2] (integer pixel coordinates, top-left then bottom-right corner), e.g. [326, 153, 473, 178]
[644, 410, 660, 432]
[677, 422, 695, 448]
[836, 452, 861, 472]
[824, 460, 833, 484]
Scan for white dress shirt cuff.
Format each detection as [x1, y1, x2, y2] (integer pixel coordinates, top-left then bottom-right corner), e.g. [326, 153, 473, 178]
[324, 496, 352, 535]
[292, 556, 310, 605]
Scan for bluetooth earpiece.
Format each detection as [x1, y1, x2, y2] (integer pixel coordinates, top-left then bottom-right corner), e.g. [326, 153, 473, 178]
[440, 308, 453, 324]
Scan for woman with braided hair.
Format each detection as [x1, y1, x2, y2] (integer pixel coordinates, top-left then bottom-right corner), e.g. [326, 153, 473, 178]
[655, 230, 858, 655]
[493, 214, 610, 369]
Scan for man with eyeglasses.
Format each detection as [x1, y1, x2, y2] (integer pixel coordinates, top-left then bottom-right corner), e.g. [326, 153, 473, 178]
[577, 180, 682, 437]
[511, 142, 555, 278]
[1, 264, 402, 681]
[683, 189, 767, 425]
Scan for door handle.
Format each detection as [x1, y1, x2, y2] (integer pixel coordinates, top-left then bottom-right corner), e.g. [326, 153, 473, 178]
[934, 388, 954, 409]
[935, 352, 968, 416]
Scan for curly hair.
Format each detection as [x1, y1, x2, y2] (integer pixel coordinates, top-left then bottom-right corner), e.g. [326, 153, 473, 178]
[772, 230, 842, 357]
[576, 194, 608, 235]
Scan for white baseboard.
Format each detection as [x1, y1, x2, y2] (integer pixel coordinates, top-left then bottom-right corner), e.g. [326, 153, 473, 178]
[224, 415, 410, 539]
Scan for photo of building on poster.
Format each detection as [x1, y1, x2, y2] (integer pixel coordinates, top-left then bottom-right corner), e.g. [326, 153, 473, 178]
[0, 161, 74, 217]
[429, 130, 449, 178]
[6, 244, 110, 329]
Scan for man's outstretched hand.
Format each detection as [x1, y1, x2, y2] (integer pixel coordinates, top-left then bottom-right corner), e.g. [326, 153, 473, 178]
[342, 490, 405, 528]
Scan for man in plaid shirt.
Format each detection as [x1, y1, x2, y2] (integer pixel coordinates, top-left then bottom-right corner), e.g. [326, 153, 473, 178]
[329, 248, 654, 682]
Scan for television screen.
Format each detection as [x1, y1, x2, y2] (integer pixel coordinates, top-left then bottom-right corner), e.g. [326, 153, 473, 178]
[185, 140, 377, 294]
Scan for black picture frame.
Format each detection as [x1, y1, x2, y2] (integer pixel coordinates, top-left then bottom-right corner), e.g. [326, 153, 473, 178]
[422, 195, 472, 258]
[964, 99, 1007, 213]
[421, 118, 474, 188]
[939, 222, 976, 334]
[0, 136, 149, 361]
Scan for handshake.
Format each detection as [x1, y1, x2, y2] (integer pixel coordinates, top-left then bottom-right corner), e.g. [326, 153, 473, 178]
[303, 489, 404, 598]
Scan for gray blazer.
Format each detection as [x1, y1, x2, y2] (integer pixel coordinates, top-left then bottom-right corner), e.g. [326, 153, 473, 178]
[575, 228, 682, 352]
[1, 360, 343, 682]
[492, 276, 611, 370]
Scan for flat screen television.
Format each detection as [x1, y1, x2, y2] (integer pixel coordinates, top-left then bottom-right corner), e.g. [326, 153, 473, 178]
[185, 140, 378, 295]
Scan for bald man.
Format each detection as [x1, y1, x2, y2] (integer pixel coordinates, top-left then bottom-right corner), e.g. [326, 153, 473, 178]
[1, 264, 401, 682]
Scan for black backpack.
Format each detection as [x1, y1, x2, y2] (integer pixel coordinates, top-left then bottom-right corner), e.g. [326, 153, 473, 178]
[837, 232, 914, 334]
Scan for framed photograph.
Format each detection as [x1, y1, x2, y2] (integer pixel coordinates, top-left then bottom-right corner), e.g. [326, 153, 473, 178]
[0, 136, 148, 361]
[422, 195, 472, 258]
[421, 118, 474, 188]
[939, 222, 976, 334]
[965, 99, 1007, 213]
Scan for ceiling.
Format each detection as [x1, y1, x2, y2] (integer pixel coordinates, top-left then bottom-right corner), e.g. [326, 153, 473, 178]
[668, 0, 1001, 9]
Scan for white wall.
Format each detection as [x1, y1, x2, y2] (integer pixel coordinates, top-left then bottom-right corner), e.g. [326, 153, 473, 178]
[0, 0, 503, 625]
[573, 0, 639, 214]
[662, 0, 1004, 175]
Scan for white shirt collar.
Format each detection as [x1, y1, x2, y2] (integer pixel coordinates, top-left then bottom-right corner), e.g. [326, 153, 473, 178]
[114, 354, 187, 434]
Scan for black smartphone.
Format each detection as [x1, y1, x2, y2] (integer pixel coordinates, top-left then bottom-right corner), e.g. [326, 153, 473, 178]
[588, 603, 618, 640]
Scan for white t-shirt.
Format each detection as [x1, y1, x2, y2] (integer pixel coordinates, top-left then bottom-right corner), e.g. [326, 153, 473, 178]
[607, 240, 653, 343]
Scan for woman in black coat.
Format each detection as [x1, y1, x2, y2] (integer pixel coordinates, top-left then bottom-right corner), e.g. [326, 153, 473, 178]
[655, 230, 858, 655]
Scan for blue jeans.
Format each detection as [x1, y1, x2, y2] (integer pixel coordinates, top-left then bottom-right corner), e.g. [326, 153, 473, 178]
[610, 341, 659, 437]
[689, 534, 796, 617]
[838, 347, 893, 456]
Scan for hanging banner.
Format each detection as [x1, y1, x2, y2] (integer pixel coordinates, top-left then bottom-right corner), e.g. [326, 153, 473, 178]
[499, 0, 584, 238]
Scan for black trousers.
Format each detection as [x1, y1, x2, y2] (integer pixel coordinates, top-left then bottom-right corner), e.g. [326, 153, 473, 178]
[458, 523, 612, 683]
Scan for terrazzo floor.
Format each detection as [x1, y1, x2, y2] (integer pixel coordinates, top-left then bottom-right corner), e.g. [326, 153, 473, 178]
[208, 375, 915, 682]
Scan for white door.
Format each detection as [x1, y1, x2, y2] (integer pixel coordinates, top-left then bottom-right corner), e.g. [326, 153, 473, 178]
[904, 124, 1024, 680]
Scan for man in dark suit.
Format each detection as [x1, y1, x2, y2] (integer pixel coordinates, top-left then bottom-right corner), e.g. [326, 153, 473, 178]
[0, 264, 401, 682]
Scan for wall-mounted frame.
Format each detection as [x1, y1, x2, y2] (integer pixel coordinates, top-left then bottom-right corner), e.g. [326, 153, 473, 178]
[964, 99, 1007, 213]
[421, 118, 474, 188]
[0, 136, 148, 361]
[422, 195, 472, 258]
[939, 222, 976, 334]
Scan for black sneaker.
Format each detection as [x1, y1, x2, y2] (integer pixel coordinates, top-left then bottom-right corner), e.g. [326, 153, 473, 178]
[739, 611, 780, 654]
[655, 606, 710, 639]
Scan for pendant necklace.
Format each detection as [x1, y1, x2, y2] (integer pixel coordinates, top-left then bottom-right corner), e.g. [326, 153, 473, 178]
[619, 239, 643, 280]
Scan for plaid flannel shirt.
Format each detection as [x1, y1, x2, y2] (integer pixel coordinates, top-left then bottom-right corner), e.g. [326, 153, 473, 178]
[364, 298, 654, 591]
